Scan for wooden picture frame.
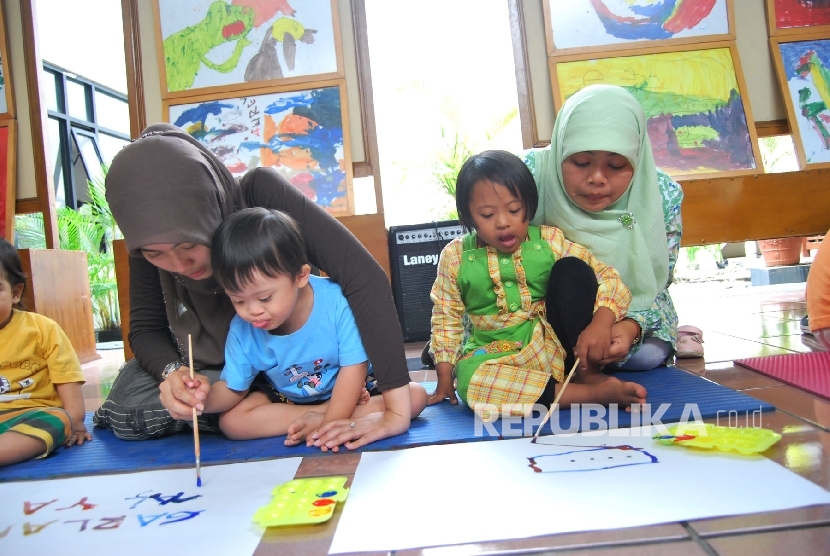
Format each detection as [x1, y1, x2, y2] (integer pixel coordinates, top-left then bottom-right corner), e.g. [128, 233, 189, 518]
[550, 42, 762, 180]
[0, 0, 15, 120]
[770, 34, 830, 169]
[767, 0, 830, 37]
[164, 79, 355, 216]
[154, 0, 344, 100]
[544, 0, 734, 57]
[0, 121, 17, 240]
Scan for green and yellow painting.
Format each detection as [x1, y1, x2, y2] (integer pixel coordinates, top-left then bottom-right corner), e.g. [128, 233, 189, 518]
[556, 47, 757, 176]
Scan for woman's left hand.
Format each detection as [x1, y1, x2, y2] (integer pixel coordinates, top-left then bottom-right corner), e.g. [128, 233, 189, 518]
[606, 319, 641, 362]
[310, 410, 409, 452]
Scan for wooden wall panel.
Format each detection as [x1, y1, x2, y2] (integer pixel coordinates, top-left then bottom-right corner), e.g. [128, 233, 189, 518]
[679, 168, 830, 246]
[337, 213, 391, 280]
[18, 248, 98, 363]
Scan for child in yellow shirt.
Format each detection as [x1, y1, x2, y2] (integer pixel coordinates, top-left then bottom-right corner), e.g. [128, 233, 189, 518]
[0, 237, 91, 467]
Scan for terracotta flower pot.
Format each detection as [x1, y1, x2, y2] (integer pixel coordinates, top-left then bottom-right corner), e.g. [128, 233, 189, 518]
[758, 237, 802, 267]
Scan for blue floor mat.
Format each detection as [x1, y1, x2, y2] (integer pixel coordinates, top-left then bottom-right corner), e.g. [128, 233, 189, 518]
[0, 366, 774, 482]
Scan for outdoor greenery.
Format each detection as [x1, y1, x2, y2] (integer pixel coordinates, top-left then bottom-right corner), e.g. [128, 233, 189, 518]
[426, 94, 519, 221]
[15, 169, 121, 331]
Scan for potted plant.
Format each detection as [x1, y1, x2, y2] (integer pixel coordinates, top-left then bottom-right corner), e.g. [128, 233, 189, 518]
[757, 237, 803, 267]
[15, 168, 122, 338]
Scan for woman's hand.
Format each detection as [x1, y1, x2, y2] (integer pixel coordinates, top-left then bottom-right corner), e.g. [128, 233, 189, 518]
[607, 319, 641, 362]
[159, 367, 210, 420]
[311, 410, 409, 452]
[309, 384, 414, 452]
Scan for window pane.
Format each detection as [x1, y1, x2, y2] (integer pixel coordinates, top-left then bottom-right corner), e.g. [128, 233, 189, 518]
[47, 117, 67, 207]
[98, 132, 130, 165]
[72, 130, 105, 192]
[41, 69, 59, 112]
[758, 135, 800, 173]
[365, 0, 522, 226]
[95, 90, 130, 134]
[66, 79, 90, 121]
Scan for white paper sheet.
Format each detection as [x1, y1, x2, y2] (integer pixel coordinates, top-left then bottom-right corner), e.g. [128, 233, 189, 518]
[0, 458, 302, 555]
[329, 426, 830, 554]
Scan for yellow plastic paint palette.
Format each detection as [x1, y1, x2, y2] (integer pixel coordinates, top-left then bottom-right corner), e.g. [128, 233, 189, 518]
[653, 423, 782, 455]
[253, 476, 350, 527]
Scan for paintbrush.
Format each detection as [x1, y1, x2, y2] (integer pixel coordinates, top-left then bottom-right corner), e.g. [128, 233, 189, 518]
[189, 334, 202, 487]
[530, 357, 579, 443]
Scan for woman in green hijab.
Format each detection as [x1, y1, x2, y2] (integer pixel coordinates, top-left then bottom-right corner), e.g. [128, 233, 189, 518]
[524, 84, 691, 369]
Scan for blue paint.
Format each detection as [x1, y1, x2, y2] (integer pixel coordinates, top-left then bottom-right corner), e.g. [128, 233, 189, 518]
[173, 101, 235, 130]
[779, 40, 830, 80]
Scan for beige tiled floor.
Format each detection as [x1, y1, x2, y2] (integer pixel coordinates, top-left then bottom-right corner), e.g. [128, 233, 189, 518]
[79, 278, 830, 555]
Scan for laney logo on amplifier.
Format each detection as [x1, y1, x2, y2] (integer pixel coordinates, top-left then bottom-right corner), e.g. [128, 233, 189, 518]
[402, 254, 439, 266]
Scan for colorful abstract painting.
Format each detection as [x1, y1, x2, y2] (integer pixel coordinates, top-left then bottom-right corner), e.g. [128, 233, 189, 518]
[554, 46, 758, 177]
[156, 0, 340, 95]
[773, 38, 830, 168]
[547, 0, 731, 54]
[168, 84, 351, 214]
[771, 0, 830, 33]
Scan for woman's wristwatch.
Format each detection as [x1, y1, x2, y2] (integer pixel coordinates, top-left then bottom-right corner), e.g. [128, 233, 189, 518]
[161, 361, 182, 381]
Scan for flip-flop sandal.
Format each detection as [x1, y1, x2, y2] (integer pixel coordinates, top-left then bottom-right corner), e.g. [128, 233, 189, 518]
[676, 325, 704, 359]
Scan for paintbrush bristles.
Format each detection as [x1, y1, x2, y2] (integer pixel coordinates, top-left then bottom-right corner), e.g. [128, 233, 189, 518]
[188, 334, 202, 487]
[531, 358, 579, 443]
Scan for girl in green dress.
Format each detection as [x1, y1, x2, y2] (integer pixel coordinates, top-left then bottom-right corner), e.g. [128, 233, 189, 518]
[427, 150, 647, 418]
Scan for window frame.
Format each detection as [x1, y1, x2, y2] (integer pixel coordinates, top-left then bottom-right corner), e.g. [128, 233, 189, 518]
[42, 61, 130, 209]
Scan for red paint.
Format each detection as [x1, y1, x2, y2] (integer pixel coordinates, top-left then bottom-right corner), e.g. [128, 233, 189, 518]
[774, 0, 830, 29]
[222, 20, 246, 39]
[313, 499, 336, 507]
[527, 457, 542, 473]
[663, 0, 717, 34]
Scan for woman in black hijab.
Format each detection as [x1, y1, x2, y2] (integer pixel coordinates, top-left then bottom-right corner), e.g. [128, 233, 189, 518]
[94, 123, 425, 451]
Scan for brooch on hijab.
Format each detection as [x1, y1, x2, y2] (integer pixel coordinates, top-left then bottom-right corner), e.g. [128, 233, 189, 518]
[618, 212, 636, 229]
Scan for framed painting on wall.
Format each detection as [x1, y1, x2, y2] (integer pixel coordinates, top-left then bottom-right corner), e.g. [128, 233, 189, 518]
[550, 42, 762, 180]
[767, 0, 830, 37]
[154, 0, 343, 99]
[165, 80, 354, 216]
[0, 121, 17, 240]
[0, 0, 15, 120]
[544, 0, 734, 57]
[770, 35, 830, 169]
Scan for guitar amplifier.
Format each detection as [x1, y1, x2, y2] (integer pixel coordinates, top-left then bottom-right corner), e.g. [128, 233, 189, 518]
[388, 220, 465, 342]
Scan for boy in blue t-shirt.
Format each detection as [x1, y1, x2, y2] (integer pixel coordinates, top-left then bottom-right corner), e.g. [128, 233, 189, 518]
[190, 207, 423, 449]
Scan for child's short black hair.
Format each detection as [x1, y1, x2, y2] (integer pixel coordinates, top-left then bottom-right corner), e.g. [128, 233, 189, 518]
[211, 207, 309, 293]
[455, 150, 539, 231]
[0, 236, 26, 309]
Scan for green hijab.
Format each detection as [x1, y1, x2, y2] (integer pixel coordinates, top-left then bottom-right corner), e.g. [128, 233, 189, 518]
[531, 84, 669, 311]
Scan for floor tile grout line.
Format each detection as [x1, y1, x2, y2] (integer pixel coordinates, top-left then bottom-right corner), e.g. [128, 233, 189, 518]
[689, 520, 830, 542]
[680, 521, 720, 556]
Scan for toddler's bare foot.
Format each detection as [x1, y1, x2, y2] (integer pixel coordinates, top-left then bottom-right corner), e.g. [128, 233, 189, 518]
[285, 411, 325, 446]
[594, 376, 647, 410]
[557, 375, 646, 410]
